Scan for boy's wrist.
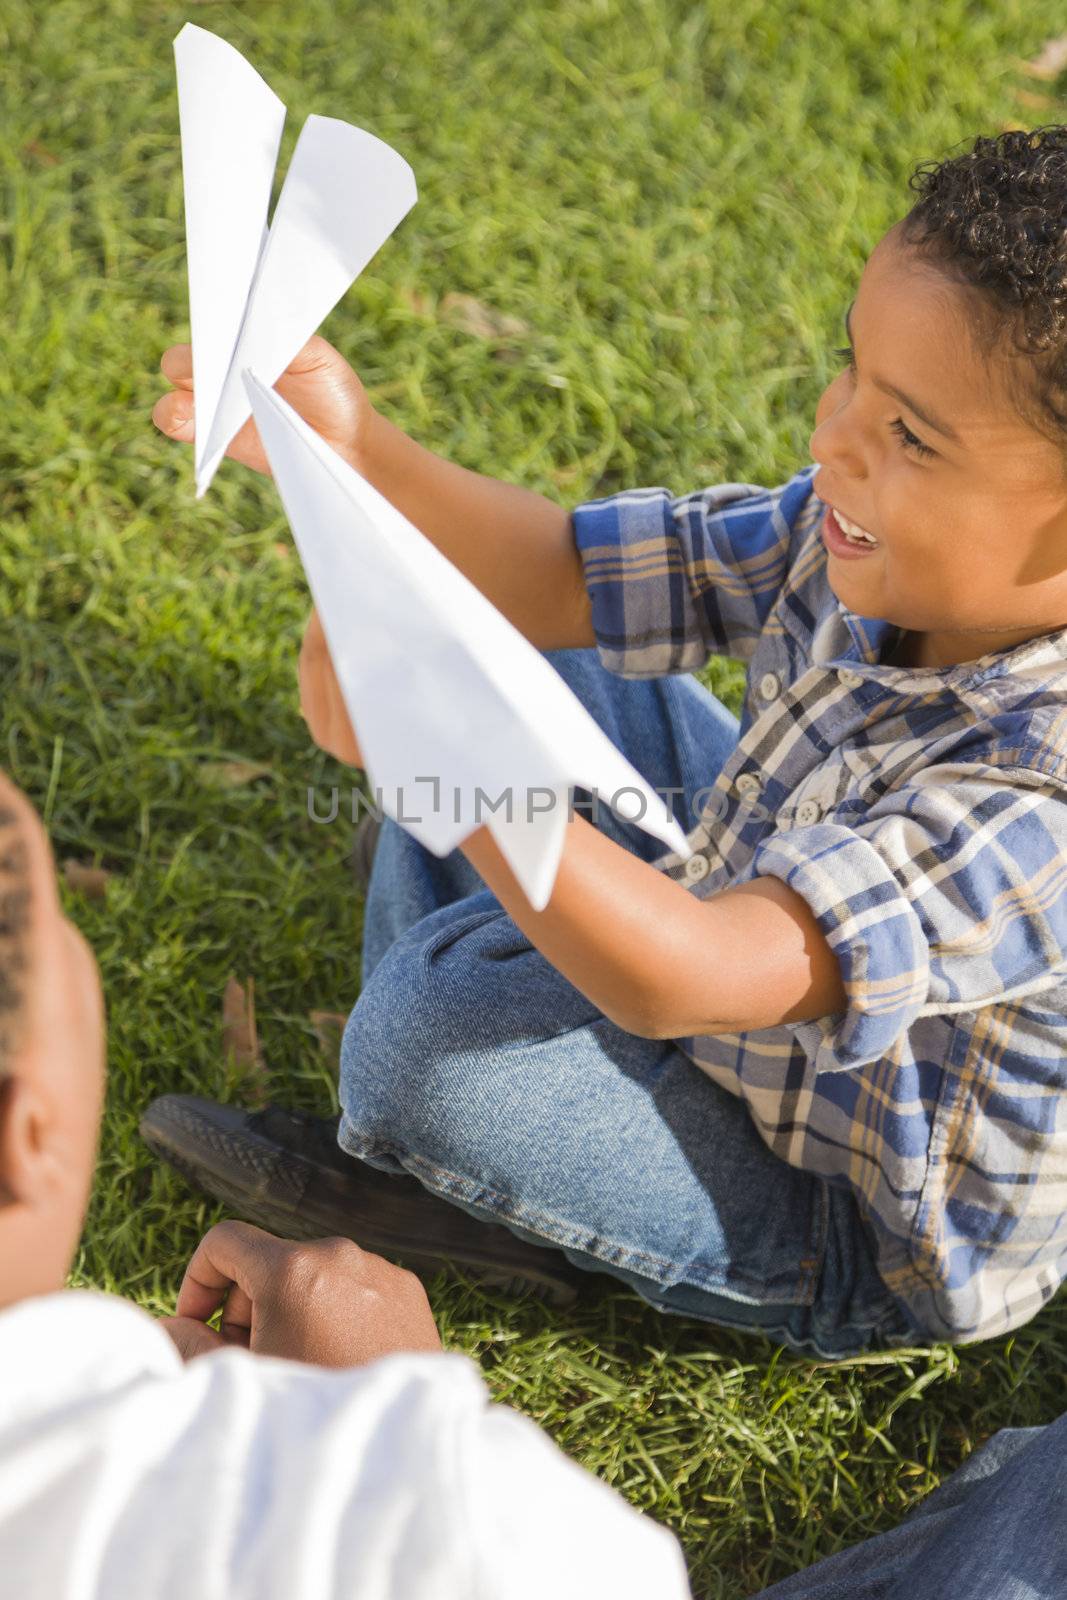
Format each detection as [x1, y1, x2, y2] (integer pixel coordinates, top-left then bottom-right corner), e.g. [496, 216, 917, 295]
[339, 402, 388, 479]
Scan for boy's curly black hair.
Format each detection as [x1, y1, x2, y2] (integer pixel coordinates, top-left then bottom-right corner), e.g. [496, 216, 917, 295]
[0, 804, 32, 1080]
[900, 126, 1067, 438]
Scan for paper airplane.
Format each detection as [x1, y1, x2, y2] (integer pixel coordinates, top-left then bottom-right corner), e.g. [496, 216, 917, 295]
[243, 372, 692, 910]
[174, 23, 417, 496]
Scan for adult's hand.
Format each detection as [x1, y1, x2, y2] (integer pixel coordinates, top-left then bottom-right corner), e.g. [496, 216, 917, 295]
[152, 334, 373, 477]
[161, 1220, 441, 1368]
[161, 1315, 227, 1360]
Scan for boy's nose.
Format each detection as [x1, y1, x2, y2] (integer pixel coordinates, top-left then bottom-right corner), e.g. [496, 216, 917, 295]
[809, 385, 866, 480]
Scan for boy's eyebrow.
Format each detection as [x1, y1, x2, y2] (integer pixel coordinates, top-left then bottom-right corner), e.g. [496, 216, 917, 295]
[844, 302, 963, 445]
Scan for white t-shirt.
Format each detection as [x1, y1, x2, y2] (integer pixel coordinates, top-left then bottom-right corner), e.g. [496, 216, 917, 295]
[0, 1290, 691, 1599]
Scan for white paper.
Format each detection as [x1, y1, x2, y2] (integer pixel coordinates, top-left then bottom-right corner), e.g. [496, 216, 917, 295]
[174, 25, 417, 496]
[243, 371, 692, 910]
[174, 24, 284, 492]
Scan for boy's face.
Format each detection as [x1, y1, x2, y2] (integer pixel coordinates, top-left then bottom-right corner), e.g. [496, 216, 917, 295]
[810, 222, 1067, 666]
[0, 785, 106, 1310]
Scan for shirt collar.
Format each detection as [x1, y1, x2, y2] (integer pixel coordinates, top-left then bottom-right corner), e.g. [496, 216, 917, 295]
[810, 605, 897, 669]
[815, 601, 1067, 691]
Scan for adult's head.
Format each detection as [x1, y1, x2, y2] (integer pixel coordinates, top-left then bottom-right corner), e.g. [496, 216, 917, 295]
[0, 775, 105, 1310]
[810, 127, 1067, 665]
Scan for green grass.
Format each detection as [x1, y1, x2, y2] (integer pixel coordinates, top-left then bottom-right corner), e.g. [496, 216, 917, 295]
[3, 0, 1067, 1593]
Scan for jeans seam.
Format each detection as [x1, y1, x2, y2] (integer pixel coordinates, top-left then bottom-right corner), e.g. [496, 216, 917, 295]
[797, 1180, 830, 1303]
[341, 1119, 914, 1357]
[417, 907, 508, 969]
[720, 1309, 917, 1362]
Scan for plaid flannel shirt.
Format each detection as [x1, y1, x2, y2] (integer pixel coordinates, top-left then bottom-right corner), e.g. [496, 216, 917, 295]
[573, 465, 1067, 1343]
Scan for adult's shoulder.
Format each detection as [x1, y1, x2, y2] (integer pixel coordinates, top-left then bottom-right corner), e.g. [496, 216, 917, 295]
[0, 1322, 690, 1600]
[0, 1287, 181, 1422]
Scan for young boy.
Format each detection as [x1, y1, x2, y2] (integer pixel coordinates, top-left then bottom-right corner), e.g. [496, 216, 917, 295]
[149, 127, 1067, 1357]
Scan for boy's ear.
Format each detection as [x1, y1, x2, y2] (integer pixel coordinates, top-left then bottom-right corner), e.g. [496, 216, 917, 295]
[0, 1073, 51, 1208]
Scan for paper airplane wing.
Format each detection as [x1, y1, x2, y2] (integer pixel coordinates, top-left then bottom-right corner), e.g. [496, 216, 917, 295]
[174, 24, 286, 489]
[199, 116, 417, 495]
[174, 26, 418, 497]
[244, 371, 691, 909]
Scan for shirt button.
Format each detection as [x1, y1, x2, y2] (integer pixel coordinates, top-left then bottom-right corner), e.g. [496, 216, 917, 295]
[684, 854, 711, 883]
[759, 671, 781, 701]
[838, 668, 863, 689]
[735, 772, 761, 798]
[796, 798, 823, 827]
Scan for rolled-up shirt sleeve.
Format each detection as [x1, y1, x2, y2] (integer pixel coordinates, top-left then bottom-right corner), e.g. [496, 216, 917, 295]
[571, 467, 818, 677]
[750, 762, 1067, 1073]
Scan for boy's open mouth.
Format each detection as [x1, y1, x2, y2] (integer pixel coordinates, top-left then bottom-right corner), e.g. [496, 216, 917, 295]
[822, 504, 880, 559]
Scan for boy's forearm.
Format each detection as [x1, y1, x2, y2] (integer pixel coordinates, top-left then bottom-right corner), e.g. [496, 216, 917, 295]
[345, 408, 595, 651]
[460, 816, 847, 1039]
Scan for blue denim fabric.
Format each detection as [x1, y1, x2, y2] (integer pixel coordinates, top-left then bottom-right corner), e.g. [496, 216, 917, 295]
[752, 1415, 1067, 1598]
[339, 649, 917, 1358]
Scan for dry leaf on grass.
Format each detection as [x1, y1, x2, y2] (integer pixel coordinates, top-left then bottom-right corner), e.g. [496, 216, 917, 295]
[62, 859, 111, 901]
[199, 759, 274, 789]
[222, 975, 268, 1104]
[310, 1010, 348, 1071]
[399, 287, 432, 317]
[440, 292, 530, 342]
[23, 140, 59, 167]
[1022, 36, 1067, 80]
[1016, 88, 1058, 110]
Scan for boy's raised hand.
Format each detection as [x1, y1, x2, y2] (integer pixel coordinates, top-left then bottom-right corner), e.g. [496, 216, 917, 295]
[154, 334, 370, 771]
[152, 333, 371, 477]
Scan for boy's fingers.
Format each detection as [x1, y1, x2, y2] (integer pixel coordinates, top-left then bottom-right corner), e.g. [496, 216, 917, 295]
[160, 344, 194, 387]
[153, 391, 195, 441]
[284, 333, 336, 374]
[160, 336, 330, 386]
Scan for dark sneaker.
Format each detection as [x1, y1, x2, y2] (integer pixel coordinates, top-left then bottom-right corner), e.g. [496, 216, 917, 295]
[350, 813, 382, 895]
[139, 1093, 588, 1307]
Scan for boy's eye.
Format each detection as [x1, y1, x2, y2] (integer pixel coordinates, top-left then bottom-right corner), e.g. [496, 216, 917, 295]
[889, 416, 935, 459]
[831, 345, 936, 460]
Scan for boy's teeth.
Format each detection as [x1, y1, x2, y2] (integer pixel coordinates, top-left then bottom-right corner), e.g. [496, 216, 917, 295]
[836, 510, 877, 545]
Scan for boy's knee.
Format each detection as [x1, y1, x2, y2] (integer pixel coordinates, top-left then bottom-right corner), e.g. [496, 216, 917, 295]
[338, 905, 524, 1152]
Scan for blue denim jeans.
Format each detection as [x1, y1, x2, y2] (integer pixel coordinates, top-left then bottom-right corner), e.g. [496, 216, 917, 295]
[339, 649, 916, 1358]
[752, 1414, 1067, 1598]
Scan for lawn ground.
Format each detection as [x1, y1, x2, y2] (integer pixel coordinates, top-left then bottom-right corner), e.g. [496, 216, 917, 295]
[3, 1, 1067, 1594]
